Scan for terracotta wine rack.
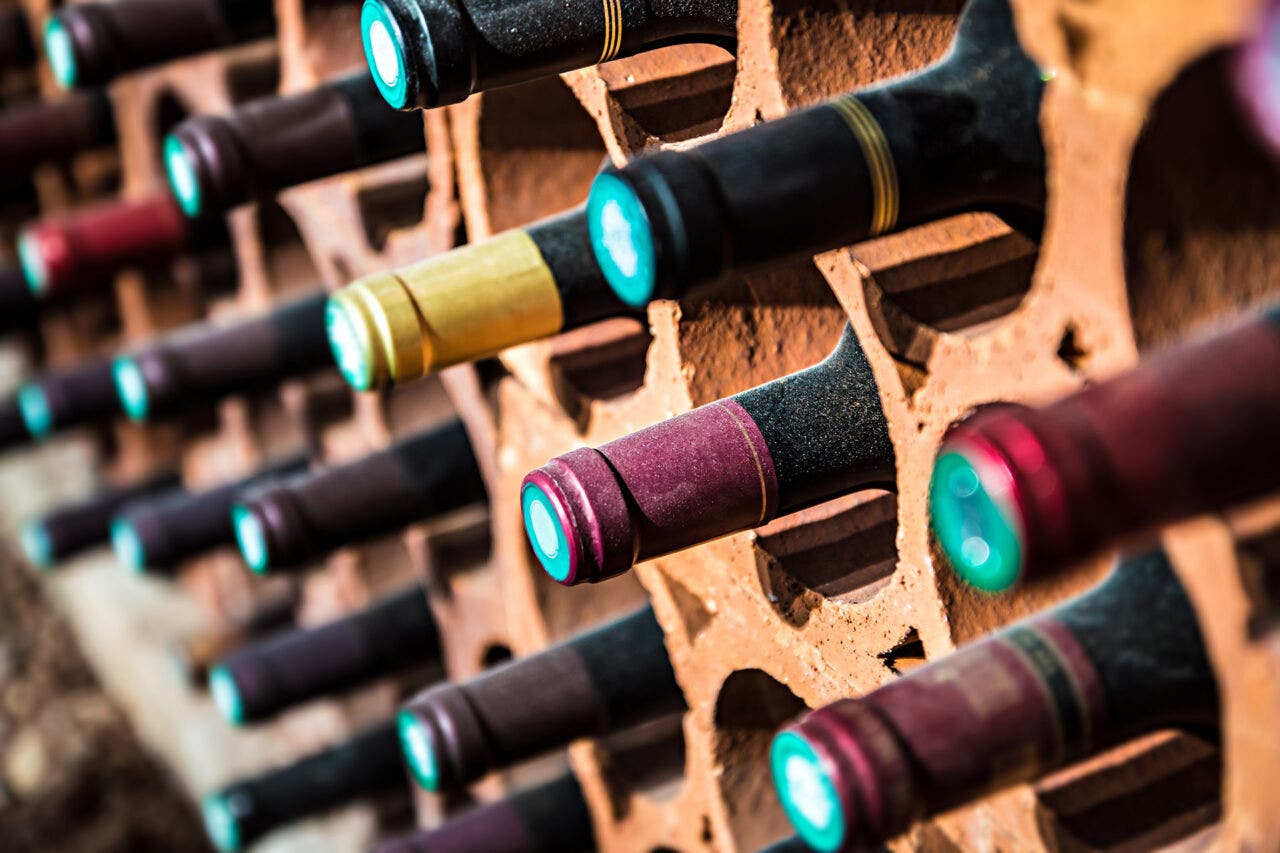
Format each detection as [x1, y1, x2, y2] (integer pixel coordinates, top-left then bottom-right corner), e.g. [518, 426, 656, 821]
[7, 0, 1280, 850]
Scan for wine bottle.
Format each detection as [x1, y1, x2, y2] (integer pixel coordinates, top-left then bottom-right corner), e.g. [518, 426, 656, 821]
[164, 71, 426, 219]
[771, 549, 1217, 851]
[1234, 0, 1280, 159]
[522, 324, 893, 585]
[110, 291, 333, 423]
[929, 306, 1280, 593]
[43, 0, 276, 90]
[0, 6, 36, 72]
[231, 418, 486, 574]
[19, 468, 183, 570]
[0, 265, 39, 336]
[109, 454, 309, 574]
[0, 90, 117, 176]
[361, 0, 737, 110]
[18, 193, 197, 297]
[208, 586, 442, 725]
[171, 584, 301, 687]
[397, 606, 683, 792]
[200, 720, 404, 853]
[16, 357, 121, 440]
[585, 0, 1046, 308]
[0, 394, 31, 452]
[327, 207, 635, 390]
[371, 773, 594, 853]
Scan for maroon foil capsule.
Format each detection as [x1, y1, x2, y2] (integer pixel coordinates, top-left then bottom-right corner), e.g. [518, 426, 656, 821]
[936, 308, 1280, 587]
[522, 400, 780, 585]
[772, 550, 1217, 850]
[18, 193, 192, 297]
[370, 774, 594, 853]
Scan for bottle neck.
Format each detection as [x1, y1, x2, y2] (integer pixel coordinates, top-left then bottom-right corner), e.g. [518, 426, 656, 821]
[216, 587, 440, 723]
[528, 209, 637, 332]
[521, 325, 891, 583]
[210, 721, 404, 849]
[937, 310, 1280, 589]
[237, 419, 485, 571]
[379, 0, 737, 109]
[399, 607, 682, 791]
[594, 0, 1045, 305]
[372, 774, 593, 853]
[778, 550, 1216, 848]
[735, 324, 894, 511]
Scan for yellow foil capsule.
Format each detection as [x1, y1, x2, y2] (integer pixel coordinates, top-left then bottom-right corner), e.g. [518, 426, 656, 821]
[328, 229, 565, 389]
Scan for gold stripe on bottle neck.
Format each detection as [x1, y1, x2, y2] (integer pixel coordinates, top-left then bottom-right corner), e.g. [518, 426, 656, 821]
[829, 95, 900, 236]
[334, 230, 566, 386]
[599, 0, 623, 63]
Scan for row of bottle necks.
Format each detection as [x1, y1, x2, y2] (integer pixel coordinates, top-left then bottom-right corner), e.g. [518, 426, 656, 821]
[1, 0, 1278, 851]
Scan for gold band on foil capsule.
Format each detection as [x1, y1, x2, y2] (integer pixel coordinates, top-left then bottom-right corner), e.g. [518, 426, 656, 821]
[830, 95, 900, 236]
[332, 230, 566, 388]
[599, 0, 623, 63]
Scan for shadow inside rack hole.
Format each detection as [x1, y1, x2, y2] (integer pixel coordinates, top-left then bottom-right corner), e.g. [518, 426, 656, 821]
[713, 670, 807, 852]
[754, 491, 899, 627]
[1123, 47, 1280, 351]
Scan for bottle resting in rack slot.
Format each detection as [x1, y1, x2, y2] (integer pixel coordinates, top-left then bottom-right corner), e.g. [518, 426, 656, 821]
[326, 207, 637, 391]
[522, 324, 893, 585]
[16, 357, 122, 441]
[208, 586, 442, 725]
[232, 418, 487, 574]
[164, 71, 427, 219]
[397, 606, 683, 792]
[170, 585, 301, 688]
[19, 469, 183, 571]
[371, 773, 595, 853]
[930, 306, 1280, 593]
[585, 0, 1047, 309]
[44, 0, 276, 90]
[109, 454, 310, 574]
[111, 291, 334, 423]
[361, 0, 738, 110]
[201, 720, 405, 853]
[772, 549, 1218, 852]
[0, 90, 117, 178]
[18, 194, 201, 298]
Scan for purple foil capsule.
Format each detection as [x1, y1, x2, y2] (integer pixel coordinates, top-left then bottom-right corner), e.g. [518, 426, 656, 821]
[522, 325, 894, 585]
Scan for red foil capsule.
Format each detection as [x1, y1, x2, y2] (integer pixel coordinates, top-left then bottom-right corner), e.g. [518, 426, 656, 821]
[18, 193, 192, 297]
[930, 308, 1280, 591]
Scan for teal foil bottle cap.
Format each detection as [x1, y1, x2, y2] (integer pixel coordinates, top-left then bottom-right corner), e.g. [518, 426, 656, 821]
[587, 171, 658, 309]
[20, 520, 55, 570]
[362, 0, 409, 109]
[16, 383, 54, 439]
[111, 356, 151, 423]
[17, 230, 49, 295]
[201, 792, 242, 853]
[521, 480, 574, 583]
[43, 18, 78, 89]
[397, 708, 439, 791]
[325, 295, 376, 392]
[231, 504, 270, 575]
[164, 134, 203, 218]
[209, 665, 246, 726]
[770, 730, 847, 853]
[110, 518, 147, 574]
[928, 446, 1024, 593]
